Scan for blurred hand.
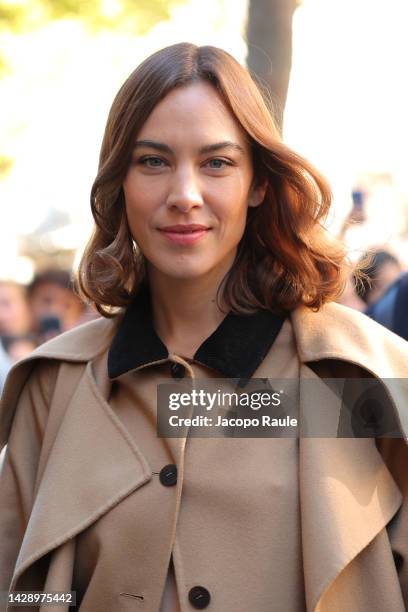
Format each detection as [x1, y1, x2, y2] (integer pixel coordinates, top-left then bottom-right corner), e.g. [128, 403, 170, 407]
[345, 207, 367, 224]
[338, 206, 367, 238]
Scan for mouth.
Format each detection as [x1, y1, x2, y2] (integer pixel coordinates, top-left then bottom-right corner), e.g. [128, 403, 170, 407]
[158, 225, 211, 245]
[159, 224, 209, 232]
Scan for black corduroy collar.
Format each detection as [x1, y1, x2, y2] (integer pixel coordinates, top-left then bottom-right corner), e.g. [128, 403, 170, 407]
[107, 283, 287, 380]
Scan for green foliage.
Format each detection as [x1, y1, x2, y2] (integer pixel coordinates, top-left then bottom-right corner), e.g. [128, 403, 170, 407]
[0, 0, 187, 35]
[0, 52, 10, 77]
[0, 155, 13, 177]
[0, 3, 26, 31]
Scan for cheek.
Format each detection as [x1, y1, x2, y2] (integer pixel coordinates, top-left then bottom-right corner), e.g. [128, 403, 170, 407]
[123, 174, 165, 215]
[207, 179, 250, 221]
[123, 199, 144, 245]
[211, 172, 250, 201]
[123, 186, 150, 230]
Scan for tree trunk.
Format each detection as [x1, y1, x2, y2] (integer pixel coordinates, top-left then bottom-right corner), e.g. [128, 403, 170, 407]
[246, 0, 298, 131]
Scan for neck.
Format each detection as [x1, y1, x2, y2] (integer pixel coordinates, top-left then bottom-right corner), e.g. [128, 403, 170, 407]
[147, 267, 231, 358]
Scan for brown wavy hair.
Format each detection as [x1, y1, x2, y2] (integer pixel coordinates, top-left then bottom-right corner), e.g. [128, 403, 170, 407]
[77, 42, 349, 317]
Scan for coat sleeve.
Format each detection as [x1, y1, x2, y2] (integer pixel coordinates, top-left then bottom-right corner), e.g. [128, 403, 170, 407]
[0, 360, 60, 592]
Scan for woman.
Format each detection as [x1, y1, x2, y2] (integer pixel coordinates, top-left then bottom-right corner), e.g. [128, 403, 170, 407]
[1, 43, 408, 612]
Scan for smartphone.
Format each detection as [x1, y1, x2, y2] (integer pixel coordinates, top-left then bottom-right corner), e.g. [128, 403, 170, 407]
[39, 315, 62, 341]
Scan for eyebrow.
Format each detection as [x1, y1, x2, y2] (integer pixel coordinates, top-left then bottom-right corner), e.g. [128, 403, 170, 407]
[133, 139, 245, 155]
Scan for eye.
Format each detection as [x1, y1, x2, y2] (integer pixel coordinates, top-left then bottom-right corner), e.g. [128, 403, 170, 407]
[139, 156, 166, 168]
[205, 158, 232, 170]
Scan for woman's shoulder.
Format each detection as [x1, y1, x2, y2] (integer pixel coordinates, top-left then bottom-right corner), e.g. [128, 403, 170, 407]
[291, 300, 408, 376]
[0, 316, 119, 449]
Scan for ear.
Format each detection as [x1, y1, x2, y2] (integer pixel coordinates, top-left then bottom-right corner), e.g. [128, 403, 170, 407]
[248, 177, 268, 208]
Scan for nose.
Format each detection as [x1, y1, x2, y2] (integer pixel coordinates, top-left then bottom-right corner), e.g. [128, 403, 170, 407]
[165, 168, 204, 213]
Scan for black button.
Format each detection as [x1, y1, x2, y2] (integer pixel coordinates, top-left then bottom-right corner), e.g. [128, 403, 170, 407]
[393, 550, 404, 572]
[188, 586, 211, 609]
[170, 362, 185, 379]
[159, 464, 177, 487]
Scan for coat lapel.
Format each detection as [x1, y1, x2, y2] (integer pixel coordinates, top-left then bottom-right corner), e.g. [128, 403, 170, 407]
[11, 360, 153, 589]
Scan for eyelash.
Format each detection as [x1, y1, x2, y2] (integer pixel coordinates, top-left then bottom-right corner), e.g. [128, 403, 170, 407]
[138, 156, 233, 169]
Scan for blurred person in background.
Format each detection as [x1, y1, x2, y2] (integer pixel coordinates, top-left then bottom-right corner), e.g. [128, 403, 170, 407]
[27, 269, 87, 343]
[0, 340, 11, 393]
[355, 249, 403, 306]
[336, 191, 404, 314]
[336, 248, 404, 314]
[4, 336, 37, 363]
[337, 189, 367, 241]
[0, 280, 36, 361]
[0, 280, 32, 337]
[365, 271, 408, 341]
[335, 274, 366, 311]
[335, 190, 367, 311]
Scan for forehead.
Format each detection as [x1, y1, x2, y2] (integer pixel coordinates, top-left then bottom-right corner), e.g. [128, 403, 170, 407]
[136, 81, 250, 148]
[31, 282, 68, 296]
[0, 283, 25, 300]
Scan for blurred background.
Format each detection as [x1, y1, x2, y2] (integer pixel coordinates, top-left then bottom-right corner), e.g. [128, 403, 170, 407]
[1, 0, 408, 378]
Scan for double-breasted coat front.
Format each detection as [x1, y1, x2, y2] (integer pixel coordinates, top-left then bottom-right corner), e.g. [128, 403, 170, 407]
[0, 299, 408, 612]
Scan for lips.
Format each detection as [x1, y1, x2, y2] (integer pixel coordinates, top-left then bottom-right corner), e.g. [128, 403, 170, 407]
[158, 224, 210, 245]
[159, 224, 209, 233]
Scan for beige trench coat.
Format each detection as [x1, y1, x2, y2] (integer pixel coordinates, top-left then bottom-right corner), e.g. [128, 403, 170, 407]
[1, 301, 408, 611]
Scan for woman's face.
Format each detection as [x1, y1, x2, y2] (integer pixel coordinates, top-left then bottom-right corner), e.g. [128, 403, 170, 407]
[123, 81, 266, 285]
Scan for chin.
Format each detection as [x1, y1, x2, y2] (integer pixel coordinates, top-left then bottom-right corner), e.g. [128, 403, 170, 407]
[147, 251, 235, 284]
[151, 259, 215, 281]
[162, 268, 211, 281]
